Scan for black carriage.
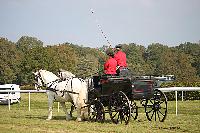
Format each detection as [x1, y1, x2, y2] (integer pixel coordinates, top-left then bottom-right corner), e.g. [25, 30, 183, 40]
[87, 74, 168, 125]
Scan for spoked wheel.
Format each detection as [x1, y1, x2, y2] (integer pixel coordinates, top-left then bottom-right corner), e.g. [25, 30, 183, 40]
[130, 101, 138, 120]
[108, 91, 131, 125]
[145, 89, 167, 122]
[88, 100, 105, 123]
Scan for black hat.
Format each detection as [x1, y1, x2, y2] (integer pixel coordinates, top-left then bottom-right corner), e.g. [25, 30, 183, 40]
[115, 44, 122, 49]
[106, 48, 114, 56]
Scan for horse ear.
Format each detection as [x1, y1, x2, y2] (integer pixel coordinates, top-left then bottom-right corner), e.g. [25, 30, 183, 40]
[59, 68, 65, 72]
[39, 69, 43, 72]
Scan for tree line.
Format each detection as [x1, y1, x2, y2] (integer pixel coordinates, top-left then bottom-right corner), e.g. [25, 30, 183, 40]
[0, 36, 200, 85]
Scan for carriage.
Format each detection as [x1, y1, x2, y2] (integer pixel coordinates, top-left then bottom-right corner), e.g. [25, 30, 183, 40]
[87, 74, 168, 125]
[33, 69, 167, 124]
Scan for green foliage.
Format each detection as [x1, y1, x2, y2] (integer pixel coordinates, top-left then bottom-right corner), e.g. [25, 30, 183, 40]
[16, 36, 44, 85]
[124, 43, 152, 75]
[146, 43, 199, 82]
[68, 44, 105, 77]
[176, 42, 200, 77]
[16, 36, 43, 52]
[44, 44, 77, 73]
[0, 36, 200, 85]
[0, 37, 21, 84]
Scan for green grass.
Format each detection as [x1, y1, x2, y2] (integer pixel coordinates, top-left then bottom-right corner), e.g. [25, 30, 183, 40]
[0, 93, 199, 133]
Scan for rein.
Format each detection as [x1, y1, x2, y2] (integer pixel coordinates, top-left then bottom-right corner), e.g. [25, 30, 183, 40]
[35, 71, 61, 89]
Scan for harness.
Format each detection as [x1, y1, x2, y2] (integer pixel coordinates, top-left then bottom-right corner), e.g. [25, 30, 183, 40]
[35, 70, 87, 109]
[35, 72, 80, 95]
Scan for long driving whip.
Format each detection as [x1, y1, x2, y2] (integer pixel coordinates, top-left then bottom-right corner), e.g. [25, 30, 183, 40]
[91, 9, 112, 47]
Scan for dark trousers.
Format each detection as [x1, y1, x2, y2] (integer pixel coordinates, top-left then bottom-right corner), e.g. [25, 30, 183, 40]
[116, 67, 129, 77]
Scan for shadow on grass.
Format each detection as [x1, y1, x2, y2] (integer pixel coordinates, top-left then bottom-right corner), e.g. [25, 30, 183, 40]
[23, 115, 88, 122]
[23, 115, 69, 120]
[17, 114, 148, 124]
[87, 118, 147, 124]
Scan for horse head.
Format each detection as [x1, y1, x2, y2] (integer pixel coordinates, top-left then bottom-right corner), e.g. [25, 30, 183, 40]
[33, 70, 44, 90]
[58, 69, 76, 80]
[33, 69, 60, 90]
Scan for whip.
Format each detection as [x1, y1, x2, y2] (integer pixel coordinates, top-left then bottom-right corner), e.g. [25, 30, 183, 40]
[91, 9, 112, 47]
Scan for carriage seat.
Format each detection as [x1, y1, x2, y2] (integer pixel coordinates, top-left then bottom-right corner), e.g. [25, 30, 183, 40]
[116, 67, 130, 77]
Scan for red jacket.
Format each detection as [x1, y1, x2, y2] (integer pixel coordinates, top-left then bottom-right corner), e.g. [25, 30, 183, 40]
[114, 51, 127, 67]
[104, 57, 117, 74]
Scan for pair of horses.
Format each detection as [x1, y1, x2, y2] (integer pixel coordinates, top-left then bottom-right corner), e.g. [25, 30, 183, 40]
[33, 69, 88, 121]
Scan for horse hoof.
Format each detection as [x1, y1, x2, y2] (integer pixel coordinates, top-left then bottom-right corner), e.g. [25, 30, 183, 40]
[76, 118, 82, 122]
[66, 116, 72, 121]
[46, 118, 51, 121]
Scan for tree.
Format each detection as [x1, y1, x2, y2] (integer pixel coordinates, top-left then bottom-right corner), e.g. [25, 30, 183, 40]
[16, 36, 44, 85]
[16, 36, 43, 52]
[123, 43, 152, 75]
[174, 52, 198, 81]
[69, 45, 103, 77]
[0, 38, 21, 84]
[147, 43, 198, 81]
[176, 42, 200, 77]
[44, 44, 77, 74]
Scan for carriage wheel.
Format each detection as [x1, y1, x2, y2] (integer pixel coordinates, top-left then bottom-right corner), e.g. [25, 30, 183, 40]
[108, 91, 131, 125]
[88, 100, 105, 123]
[130, 101, 138, 120]
[145, 89, 167, 122]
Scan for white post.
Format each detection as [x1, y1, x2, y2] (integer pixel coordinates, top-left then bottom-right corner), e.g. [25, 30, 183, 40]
[8, 92, 10, 111]
[58, 102, 60, 112]
[182, 91, 184, 101]
[29, 92, 31, 111]
[175, 91, 178, 116]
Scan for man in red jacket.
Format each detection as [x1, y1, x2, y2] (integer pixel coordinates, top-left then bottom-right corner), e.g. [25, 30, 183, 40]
[114, 44, 127, 68]
[104, 49, 117, 75]
[114, 44, 129, 76]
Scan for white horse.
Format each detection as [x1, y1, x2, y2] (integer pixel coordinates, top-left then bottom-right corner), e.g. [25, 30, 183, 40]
[58, 69, 76, 80]
[57, 69, 77, 117]
[33, 69, 88, 121]
[57, 69, 93, 90]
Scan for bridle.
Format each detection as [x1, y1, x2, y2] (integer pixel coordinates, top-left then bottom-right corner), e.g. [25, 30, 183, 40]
[34, 70, 82, 95]
[58, 71, 65, 80]
[34, 71, 60, 90]
[34, 71, 45, 90]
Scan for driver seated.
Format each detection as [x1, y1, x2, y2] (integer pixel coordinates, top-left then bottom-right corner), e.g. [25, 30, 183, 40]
[114, 44, 129, 76]
[104, 48, 117, 76]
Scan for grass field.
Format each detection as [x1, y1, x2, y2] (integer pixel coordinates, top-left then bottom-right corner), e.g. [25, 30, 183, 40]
[0, 93, 199, 133]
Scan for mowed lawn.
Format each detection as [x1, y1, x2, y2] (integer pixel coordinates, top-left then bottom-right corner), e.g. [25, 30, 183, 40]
[0, 93, 199, 133]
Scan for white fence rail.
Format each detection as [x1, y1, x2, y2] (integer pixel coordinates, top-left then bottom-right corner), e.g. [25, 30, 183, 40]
[158, 87, 200, 92]
[157, 87, 200, 116]
[0, 88, 200, 116]
[0, 90, 47, 111]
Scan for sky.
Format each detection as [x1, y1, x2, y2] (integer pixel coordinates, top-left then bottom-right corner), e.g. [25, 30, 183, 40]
[0, 0, 200, 48]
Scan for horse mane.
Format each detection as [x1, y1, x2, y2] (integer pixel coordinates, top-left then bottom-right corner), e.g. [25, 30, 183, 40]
[39, 69, 60, 80]
[58, 69, 76, 78]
